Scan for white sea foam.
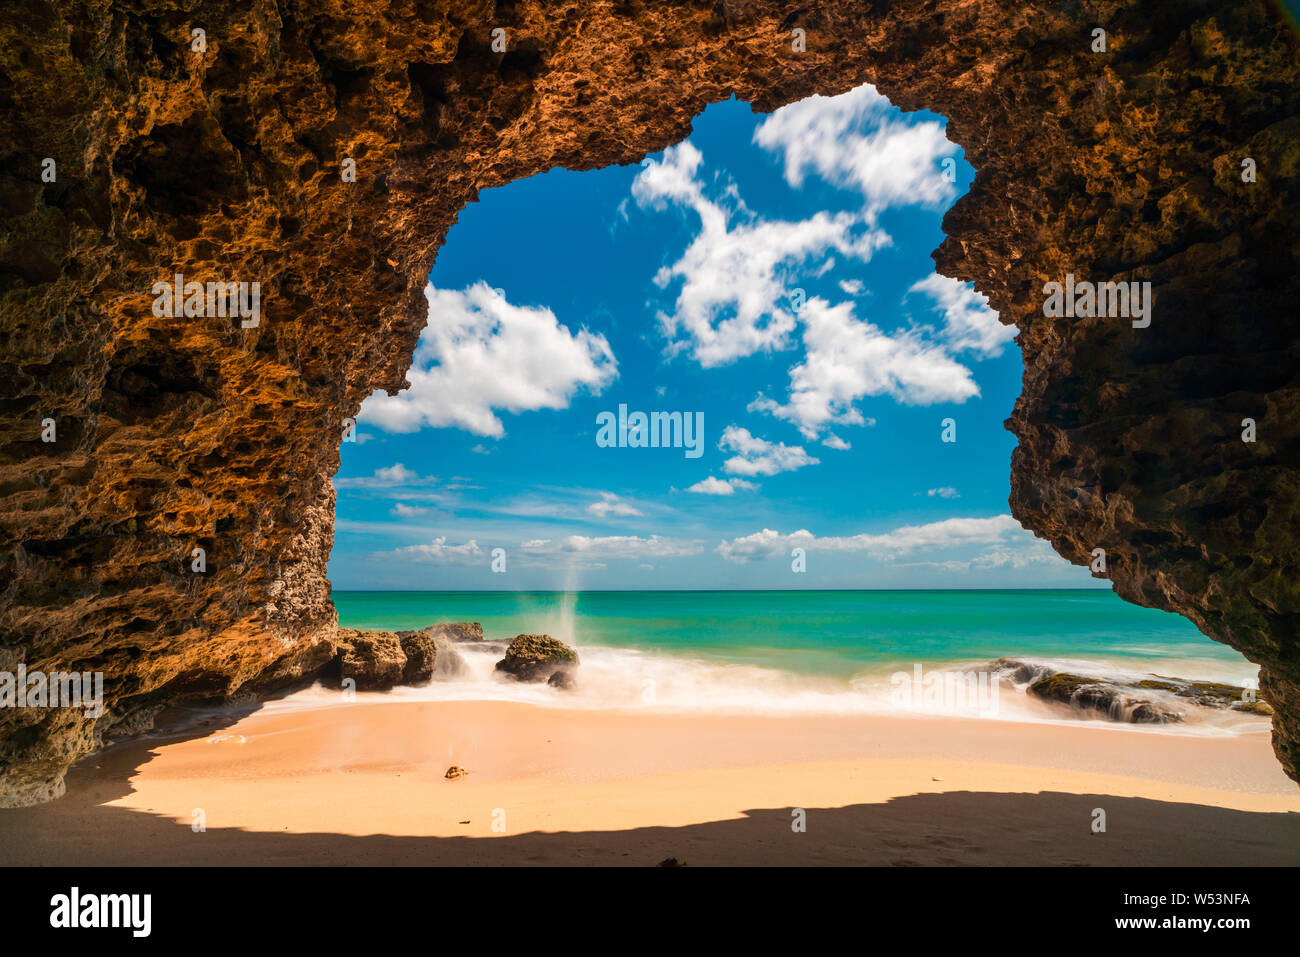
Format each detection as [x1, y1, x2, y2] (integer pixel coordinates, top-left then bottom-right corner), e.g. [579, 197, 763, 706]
[251, 640, 1269, 738]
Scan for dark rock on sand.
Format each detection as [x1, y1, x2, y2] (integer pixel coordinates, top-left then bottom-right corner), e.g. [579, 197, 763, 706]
[337, 629, 407, 691]
[496, 634, 579, 685]
[337, 627, 442, 688]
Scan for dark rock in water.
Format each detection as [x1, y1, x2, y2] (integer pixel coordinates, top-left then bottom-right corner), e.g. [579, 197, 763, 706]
[1136, 676, 1274, 716]
[548, 669, 577, 691]
[991, 657, 1270, 725]
[337, 629, 406, 691]
[395, 629, 437, 684]
[425, 622, 484, 643]
[1232, 700, 1273, 717]
[1026, 672, 1180, 724]
[988, 657, 1055, 686]
[496, 634, 579, 684]
[1128, 702, 1181, 724]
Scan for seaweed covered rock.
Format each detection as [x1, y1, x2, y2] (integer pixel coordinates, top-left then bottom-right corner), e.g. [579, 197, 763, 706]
[337, 629, 407, 691]
[1136, 677, 1274, 716]
[1026, 672, 1182, 724]
[991, 658, 1270, 723]
[495, 634, 579, 685]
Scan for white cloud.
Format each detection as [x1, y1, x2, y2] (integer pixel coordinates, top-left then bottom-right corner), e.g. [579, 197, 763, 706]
[335, 463, 432, 489]
[927, 487, 960, 499]
[390, 537, 485, 565]
[391, 502, 437, 517]
[686, 476, 757, 496]
[822, 434, 851, 450]
[902, 537, 1064, 571]
[753, 84, 959, 212]
[838, 279, 864, 295]
[718, 425, 819, 477]
[907, 274, 1014, 357]
[359, 283, 617, 436]
[716, 514, 1025, 562]
[632, 142, 889, 367]
[586, 492, 645, 518]
[748, 297, 979, 439]
[521, 535, 704, 560]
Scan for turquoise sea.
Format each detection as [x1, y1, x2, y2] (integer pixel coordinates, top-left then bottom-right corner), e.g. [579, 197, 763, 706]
[334, 588, 1246, 678]
[321, 589, 1264, 733]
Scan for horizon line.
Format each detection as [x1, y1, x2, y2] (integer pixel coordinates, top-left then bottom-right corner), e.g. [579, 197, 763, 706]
[330, 586, 1114, 593]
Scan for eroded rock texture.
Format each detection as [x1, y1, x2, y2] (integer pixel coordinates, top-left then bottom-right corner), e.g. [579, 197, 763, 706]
[1, 1, 1297, 804]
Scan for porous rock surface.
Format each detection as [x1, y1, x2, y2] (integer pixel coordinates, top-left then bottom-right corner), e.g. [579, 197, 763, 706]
[1, 1, 1297, 804]
[495, 634, 579, 684]
[394, 628, 438, 683]
[337, 628, 407, 690]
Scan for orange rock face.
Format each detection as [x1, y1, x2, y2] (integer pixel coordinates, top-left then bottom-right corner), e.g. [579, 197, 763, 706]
[1, 1, 1298, 804]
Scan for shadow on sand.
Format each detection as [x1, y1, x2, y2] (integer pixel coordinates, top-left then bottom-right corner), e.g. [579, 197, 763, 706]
[2, 699, 1298, 866]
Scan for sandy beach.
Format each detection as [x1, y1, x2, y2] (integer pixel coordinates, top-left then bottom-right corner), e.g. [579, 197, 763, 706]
[2, 696, 1297, 866]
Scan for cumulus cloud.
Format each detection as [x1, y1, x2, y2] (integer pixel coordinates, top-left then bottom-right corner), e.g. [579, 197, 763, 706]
[748, 297, 979, 439]
[586, 492, 644, 518]
[631, 88, 1009, 445]
[716, 514, 1024, 562]
[753, 84, 959, 212]
[335, 463, 433, 489]
[390, 537, 486, 564]
[686, 476, 756, 496]
[632, 142, 889, 367]
[718, 425, 819, 477]
[359, 283, 617, 436]
[902, 537, 1064, 571]
[907, 274, 1014, 357]
[822, 434, 851, 450]
[521, 535, 704, 560]
[927, 487, 960, 499]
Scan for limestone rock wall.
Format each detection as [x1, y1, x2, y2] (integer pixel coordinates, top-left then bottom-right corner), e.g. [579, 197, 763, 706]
[1, 0, 1297, 804]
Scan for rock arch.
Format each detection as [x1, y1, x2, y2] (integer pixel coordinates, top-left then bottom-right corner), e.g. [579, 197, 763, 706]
[1, 0, 1297, 805]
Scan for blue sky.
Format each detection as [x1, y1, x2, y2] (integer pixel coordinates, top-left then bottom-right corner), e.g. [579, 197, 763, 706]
[329, 84, 1106, 591]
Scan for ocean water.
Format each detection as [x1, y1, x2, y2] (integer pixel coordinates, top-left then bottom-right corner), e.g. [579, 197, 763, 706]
[317, 589, 1266, 735]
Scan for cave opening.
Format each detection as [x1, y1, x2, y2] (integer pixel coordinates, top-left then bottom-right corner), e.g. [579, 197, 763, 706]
[1, 0, 1294, 841]
[325, 84, 1261, 730]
